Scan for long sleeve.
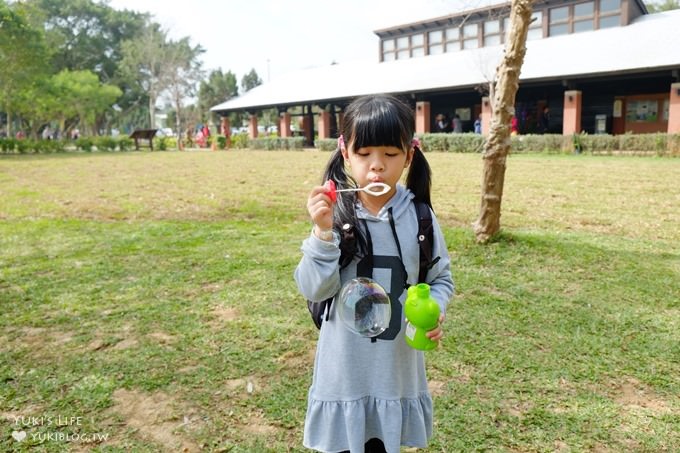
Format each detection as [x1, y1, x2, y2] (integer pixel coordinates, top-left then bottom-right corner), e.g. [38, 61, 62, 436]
[294, 231, 342, 303]
[425, 213, 455, 316]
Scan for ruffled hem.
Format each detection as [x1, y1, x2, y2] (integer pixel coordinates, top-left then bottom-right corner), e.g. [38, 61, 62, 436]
[303, 392, 432, 453]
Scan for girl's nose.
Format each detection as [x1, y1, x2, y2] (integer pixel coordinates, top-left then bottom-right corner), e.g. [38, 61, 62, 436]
[369, 158, 385, 172]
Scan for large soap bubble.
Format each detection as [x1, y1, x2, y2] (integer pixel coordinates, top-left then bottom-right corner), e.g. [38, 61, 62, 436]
[337, 277, 391, 337]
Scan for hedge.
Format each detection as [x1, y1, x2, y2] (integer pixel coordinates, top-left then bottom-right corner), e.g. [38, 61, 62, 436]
[0, 136, 138, 154]
[412, 132, 680, 156]
[247, 136, 305, 150]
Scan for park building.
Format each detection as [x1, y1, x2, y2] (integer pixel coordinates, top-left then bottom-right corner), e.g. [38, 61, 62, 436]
[211, 0, 680, 145]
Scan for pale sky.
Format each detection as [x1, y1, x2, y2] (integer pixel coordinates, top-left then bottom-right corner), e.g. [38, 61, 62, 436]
[107, 0, 494, 83]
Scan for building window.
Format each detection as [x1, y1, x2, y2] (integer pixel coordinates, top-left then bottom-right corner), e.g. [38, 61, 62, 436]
[382, 39, 395, 61]
[462, 23, 479, 49]
[527, 11, 543, 40]
[396, 36, 409, 59]
[549, 6, 569, 36]
[600, 0, 621, 13]
[599, 14, 620, 28]
[484, 20, 501, 46]
[411, 33, 425, 57]
[445, 27, 460, 52]
[573, 1, 594, 33]
[626, 100, 659, 122]
[428, 30, 443, 55]
[599, 0, 621, 29]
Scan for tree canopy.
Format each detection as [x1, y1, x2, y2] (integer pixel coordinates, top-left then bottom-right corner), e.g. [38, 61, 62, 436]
[645, 0, 680, 12]
[1, 0, 261, 137]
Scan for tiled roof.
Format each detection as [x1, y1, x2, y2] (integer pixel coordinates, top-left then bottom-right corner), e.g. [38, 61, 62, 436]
[211, 9, 680, 113]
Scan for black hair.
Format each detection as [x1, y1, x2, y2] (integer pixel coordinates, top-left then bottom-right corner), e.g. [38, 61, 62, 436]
[321, 94, 433, 259]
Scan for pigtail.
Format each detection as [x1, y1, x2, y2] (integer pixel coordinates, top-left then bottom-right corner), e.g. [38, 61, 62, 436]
[406, 144, 432, 209]
[321, 147, 365, 261]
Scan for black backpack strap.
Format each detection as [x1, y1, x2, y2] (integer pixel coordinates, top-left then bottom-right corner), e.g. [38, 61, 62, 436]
[415, 201, 439, 283]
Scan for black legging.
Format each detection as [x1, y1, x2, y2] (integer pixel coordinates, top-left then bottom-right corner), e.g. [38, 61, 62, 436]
[338, 437, 387, 453]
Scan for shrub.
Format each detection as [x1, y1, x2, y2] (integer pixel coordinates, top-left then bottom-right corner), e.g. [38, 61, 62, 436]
[1, 138, 17, 153]
[95, 136, 118, 152]
[417, 133, 484, 153]
[216, 135, 227, 150]
[247, 136, 304, 150]
[158, 136, 168, 151]
[316, 138, 337, 151]
[231, 133, 249, 149]
[117, 137, 134, 151]
[668, 134, 680, 156]
[15, 139, 30, 154]
[75, 137, 94, 152]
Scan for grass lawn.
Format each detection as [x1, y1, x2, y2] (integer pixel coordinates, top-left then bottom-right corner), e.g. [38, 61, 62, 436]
[0, 150, 678, 452]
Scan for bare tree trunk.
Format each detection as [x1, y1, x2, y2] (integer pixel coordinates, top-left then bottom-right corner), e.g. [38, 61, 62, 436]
[473, 0, 534, 243]
[149, 94, 156, 130]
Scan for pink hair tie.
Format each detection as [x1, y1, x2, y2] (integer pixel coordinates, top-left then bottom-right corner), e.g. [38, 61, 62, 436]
[338, 135, 345, 151]
[411, 138, 421, 149]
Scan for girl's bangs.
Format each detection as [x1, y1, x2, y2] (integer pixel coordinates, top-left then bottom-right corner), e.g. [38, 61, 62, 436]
[350, 105, 409, 151]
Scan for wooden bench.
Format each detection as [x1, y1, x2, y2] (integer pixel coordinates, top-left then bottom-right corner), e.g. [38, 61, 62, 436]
[129, 129, 158, 150]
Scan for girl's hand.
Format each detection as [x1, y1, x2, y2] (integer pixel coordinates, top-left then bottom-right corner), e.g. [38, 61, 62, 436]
[307, 185, 334, 231]
[426, 313, 446, 344]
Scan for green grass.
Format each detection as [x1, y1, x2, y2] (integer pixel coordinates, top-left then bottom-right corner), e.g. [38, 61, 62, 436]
[1, 151, 678, 452]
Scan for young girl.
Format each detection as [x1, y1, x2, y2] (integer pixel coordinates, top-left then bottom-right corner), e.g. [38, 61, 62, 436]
[295, 94, 454, 453]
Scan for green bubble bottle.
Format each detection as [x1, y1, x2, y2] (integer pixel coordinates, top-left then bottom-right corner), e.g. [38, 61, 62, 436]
[404, 283, 440, 351]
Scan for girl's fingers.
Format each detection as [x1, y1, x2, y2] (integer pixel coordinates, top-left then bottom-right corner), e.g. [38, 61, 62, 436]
[307, 186, 334, 227]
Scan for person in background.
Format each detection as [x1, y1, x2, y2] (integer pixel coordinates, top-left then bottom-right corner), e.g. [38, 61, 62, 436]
[452, 114, 462, 133]
[540, 106, 550, 134]
[474, 115, 482, 134]
[433, 113, 448, 133]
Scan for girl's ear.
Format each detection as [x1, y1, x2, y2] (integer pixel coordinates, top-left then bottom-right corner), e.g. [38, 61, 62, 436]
[339, 135, 350, 161]
[404, 148, 415, 168]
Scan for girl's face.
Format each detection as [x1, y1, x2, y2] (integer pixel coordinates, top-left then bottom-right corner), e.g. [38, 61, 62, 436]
[341, 144, 413, 204]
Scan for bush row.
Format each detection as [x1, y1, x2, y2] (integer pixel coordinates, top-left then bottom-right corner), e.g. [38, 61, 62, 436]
[0, 136, 137, 154]
[414, 132, 680, 156]
[3, 133, 679, 156]
[247, 136, 305, 150]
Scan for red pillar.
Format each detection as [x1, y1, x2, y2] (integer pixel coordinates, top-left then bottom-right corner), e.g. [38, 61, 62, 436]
[248, 114, 258, 139]
[280, 112, 292, 138]
[668, 82, 680, 134]
[481, 96, 492, 136]
[220, 117, 231, 137]
[563, 90, 582, 135]
[318, 111, 331, 139]
[415, 101, 430, 134]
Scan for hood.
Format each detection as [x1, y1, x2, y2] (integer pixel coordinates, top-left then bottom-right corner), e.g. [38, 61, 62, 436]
[355, 184, 415, 222]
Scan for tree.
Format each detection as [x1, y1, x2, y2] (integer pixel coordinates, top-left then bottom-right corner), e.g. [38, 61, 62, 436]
[241, 69, 263, 93]
[119, 23, 173, 129]
[24, 0, 148, 82]
[198, 69, 239, 124]
[21, 0, 149, 133]
[645, 0, 680, 11]
[0, 1, 49, 136]
[473, 0, 535, 243]
[51, 70, 122, 135]
[164, 37, 205, 142]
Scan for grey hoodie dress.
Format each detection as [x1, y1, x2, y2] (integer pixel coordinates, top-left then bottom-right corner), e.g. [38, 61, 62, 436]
[295, 185, 455, 453]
